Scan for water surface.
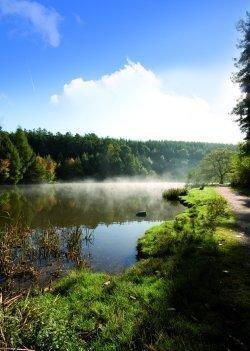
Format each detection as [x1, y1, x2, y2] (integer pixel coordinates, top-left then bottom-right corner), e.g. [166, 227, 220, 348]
[0, 181, 184, 289]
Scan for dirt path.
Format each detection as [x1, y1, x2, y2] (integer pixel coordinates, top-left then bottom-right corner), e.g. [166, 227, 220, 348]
[216, 186, 250, 241]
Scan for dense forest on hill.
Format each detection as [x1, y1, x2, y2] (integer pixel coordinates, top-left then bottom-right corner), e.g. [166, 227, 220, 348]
[0, 127, 234, 184]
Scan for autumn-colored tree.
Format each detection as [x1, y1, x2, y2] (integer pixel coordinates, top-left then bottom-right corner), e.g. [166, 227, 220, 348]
[26, 156, 57, 183]
[0, 131, 21, 184]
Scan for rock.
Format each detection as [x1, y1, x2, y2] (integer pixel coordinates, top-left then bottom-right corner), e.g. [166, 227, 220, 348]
[136, 211, 147, 217]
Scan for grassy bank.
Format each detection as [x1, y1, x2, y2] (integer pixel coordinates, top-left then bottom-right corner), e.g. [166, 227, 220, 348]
[1, 188, 250, 350]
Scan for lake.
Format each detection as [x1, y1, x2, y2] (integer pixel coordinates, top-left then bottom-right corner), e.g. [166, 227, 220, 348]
[0, 181, 184, 291]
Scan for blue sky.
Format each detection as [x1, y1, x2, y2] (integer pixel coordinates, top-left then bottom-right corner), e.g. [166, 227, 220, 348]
[0, 0, 249, 142]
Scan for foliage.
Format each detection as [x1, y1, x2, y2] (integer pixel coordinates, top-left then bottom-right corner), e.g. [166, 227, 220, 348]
[230, 13, 250, 187]
[162, 187, 187, 200]
[24, 128, 233, 180]
[189, 148, 234, 184]
[58, 157, 84, 179]
[231, 12, 250, 140]
[25, 156, 57, 183]
[1, 188, 249, 350]
[0, 159, 10, 183]
[0, 130, 21, 184]
[0, 127, 236, 184]
[12, 127, 35, 180]
[230, 145, 250, 187]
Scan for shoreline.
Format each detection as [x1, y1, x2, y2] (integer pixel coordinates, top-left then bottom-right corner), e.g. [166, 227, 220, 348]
[1, 187, 249, 350]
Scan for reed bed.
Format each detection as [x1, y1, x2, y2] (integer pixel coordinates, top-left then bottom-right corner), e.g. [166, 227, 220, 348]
[0, 223, 93, 295]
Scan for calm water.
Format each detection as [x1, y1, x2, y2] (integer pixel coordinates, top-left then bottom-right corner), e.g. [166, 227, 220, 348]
[0, 181, 184, 290]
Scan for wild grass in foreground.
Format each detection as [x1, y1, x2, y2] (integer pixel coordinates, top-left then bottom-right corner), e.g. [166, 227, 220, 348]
[1, 188, 249, 350]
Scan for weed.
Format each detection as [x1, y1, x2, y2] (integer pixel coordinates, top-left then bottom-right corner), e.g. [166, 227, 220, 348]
[162, 187, 188, 201]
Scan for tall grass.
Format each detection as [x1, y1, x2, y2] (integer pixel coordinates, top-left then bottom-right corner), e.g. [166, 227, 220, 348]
[0, 224, 92, 294]
[162, 187, 188, 200]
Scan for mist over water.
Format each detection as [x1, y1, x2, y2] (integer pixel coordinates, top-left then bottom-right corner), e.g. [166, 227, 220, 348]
[0, 180, 184, 279]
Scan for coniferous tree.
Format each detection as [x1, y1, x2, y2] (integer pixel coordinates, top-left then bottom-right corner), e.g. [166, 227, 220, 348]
[25, 156, 57, 183]
[230, 13, 250, 187]
[13, 128, 35, 180]
[0, 131, 21, 184]
[232, 12, 250, 143]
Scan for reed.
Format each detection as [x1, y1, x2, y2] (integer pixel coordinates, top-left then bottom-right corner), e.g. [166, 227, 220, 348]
[162, 187, 188, 200]
[0, 223, 93, 295]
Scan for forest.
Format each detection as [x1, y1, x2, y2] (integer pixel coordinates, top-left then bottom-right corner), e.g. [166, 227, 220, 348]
[0, 127, 234, 184]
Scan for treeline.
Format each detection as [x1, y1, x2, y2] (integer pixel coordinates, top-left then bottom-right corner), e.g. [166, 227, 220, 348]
[0, 128, 56, 184]
[0, 127, 233, 184]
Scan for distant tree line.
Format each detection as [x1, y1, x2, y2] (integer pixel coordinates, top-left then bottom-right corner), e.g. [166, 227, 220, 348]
[0, 127, 233, 184]
[0, 128, 56, 184]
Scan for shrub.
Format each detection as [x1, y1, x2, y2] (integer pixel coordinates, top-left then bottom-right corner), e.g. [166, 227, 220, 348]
[230, 153, 250, 187]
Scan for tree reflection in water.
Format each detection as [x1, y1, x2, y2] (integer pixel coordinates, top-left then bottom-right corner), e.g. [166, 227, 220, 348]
[0, 182, 184, 294]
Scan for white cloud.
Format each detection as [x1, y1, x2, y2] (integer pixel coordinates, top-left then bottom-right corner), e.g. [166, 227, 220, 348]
[0, 0, 62, 47]
[50, 61, 243, 143]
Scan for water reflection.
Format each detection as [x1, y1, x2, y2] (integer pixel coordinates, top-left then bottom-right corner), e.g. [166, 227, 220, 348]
[0, 182, 184, 228]
[0, 181, 184, 291]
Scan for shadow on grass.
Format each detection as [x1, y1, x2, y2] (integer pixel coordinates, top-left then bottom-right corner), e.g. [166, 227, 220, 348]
[1, 188, 250, 351]
[132, 234, 250, 351]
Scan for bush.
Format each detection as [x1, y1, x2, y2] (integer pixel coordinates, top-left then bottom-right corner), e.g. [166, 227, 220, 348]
[162, 187, 188, 201]
[230, 153, 250, 188]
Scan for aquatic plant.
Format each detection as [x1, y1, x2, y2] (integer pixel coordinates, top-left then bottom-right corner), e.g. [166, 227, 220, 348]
[0, 223, 92, 294]
[1, 188, 249, 350]
[162, 187, 188, 200]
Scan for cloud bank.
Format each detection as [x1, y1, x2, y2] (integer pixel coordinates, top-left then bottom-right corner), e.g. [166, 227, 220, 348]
[0, 0, 62, 46]
[50, 61, 242, 143]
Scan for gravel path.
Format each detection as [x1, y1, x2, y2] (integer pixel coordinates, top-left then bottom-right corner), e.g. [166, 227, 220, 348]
[216, 186, 250, 242]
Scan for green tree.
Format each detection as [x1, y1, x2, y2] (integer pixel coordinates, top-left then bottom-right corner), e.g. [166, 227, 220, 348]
[229, 12, 250, 188]
[0, 159, 10, 183]
[195, 149, 233, 184]
[230, 144, 250, 187]
[14, 128, 35, 180]
[0, 131, 21, 184]
[58, 157, 84, 179]
[232, 12, 250, 141]
[26, 156, 57, 183]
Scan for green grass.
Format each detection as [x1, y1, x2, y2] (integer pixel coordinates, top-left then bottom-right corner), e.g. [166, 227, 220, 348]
[162, 187, 188, 201]
[1, 188, 250, 350]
